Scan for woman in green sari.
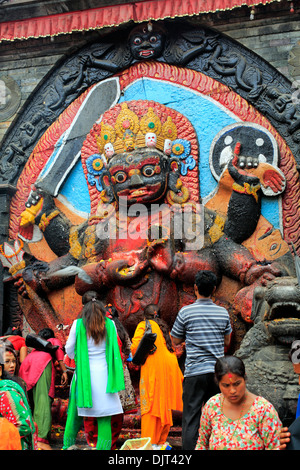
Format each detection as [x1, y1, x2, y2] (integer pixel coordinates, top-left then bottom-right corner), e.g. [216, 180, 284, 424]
[0, 342, 37, 450]
[63, 291, 125, 450]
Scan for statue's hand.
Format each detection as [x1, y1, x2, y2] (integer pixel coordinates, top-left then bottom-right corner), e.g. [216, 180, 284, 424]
[12, 260, 50, 297]
[13, 272, 29, 298]
[147, 238, 174, 274]
[21, 261, 50, 293]
[262, 168, 285, 193]
[170, 252, 186, 279]
[232, 156, 286, 195]
[20, 192, 44, 228]
[243, 262, 282, 285]
[103, 257, 149, 286]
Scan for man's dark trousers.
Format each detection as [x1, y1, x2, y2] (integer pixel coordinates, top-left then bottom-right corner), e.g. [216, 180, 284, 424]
[181, 372, 219, 450]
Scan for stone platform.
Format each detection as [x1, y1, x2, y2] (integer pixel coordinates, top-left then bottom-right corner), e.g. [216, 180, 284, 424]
[49, 397, 182, 450]
[50, 410, 182, 450]
[49, 376, 183, 451]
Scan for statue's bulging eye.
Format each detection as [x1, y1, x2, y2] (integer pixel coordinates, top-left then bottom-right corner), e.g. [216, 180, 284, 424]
[142, 165, 155, 177]
[133, 36, 142, 45]
[149, 36, 158, 43]
[115, 171, 127, 183]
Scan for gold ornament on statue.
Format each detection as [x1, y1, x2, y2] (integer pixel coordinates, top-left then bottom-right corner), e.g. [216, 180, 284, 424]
[96, 103, 179, 159]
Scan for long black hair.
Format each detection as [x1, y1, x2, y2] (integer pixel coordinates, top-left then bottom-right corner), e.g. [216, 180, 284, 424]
[79, 291, 107, 344]
[105, 304, 131, 356]
[144, 304, 174, 353]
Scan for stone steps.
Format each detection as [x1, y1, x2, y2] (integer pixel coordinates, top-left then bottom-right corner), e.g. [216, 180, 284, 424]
[50, 412, 182, 450]
[50, 392, 183, 450]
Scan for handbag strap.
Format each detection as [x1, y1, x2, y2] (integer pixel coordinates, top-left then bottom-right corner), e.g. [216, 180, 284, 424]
[145, 319, 157, 355]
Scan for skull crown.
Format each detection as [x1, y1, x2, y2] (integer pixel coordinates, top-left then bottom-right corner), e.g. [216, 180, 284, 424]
[96, 102, 179, 159]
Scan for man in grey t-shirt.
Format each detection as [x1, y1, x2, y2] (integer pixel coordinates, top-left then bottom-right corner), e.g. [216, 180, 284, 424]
[171, 270, 232, 450]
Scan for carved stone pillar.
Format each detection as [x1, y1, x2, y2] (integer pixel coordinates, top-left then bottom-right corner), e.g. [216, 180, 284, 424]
[0, 184, 16, 334]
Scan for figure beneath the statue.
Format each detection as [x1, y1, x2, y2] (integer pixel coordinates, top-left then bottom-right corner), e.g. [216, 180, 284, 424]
[131, 303, 183, 447]
[19, 328, 68, 450]
[63, 291, 124, 450]
[15, 101, 293, 338]
[0, 341, 38, 450]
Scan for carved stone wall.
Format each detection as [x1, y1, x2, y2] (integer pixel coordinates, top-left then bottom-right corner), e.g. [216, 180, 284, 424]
[216, 15, 300, 82]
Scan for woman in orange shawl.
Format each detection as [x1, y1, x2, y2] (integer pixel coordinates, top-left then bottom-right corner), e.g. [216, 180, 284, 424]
[131, 304, 183, 447]
[0, 417, 22, 450]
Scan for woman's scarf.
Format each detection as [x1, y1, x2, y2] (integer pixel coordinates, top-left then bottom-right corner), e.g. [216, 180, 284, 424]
[104, 317, 125, 394]
[63, 317, 125, 449]
[74, 318, 92, 408]
[0, 378, 36, 449]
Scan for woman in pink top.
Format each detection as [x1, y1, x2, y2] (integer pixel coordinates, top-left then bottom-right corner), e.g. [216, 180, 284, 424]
[19, 328, 68, 450]
[2, 327, 28, 363]
[195, 356, 282, 450]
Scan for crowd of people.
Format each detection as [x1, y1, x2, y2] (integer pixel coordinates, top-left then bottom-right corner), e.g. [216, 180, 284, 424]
[0, 269, 298, 451]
